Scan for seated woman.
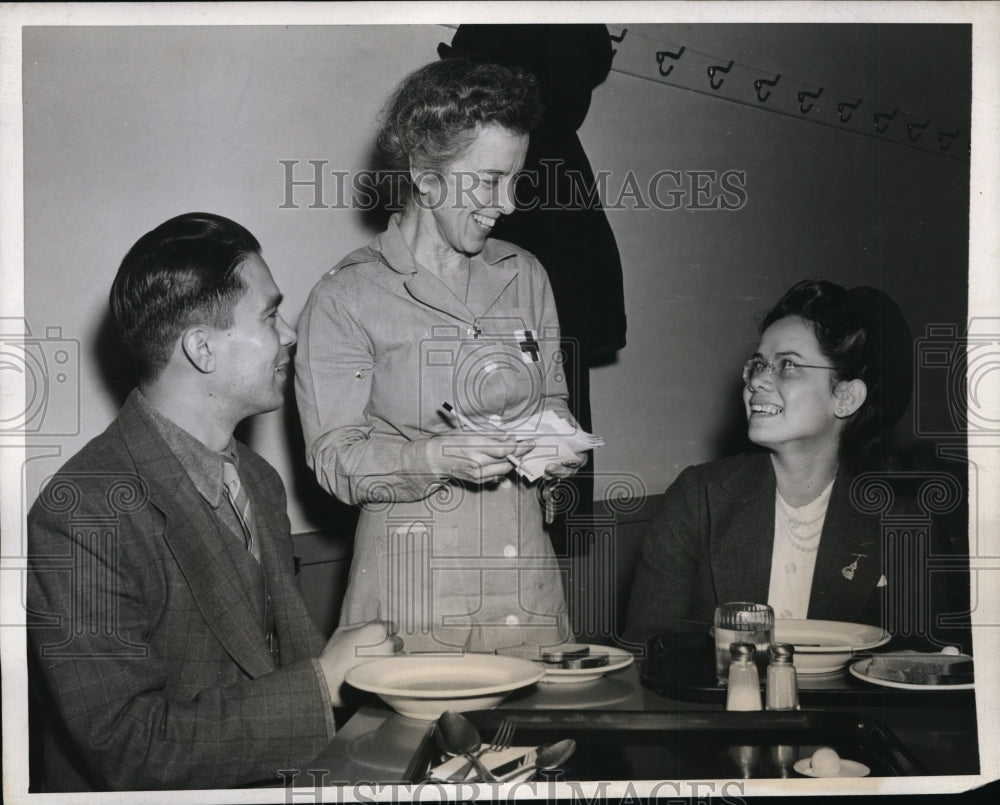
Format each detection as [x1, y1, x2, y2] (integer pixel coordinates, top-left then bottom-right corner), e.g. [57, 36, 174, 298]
[624, 279, 914, 644]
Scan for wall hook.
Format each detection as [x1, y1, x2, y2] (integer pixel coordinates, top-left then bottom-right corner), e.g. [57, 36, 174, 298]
[797, 87, 823, 114]
[609, 28, 628, 56]
[707, 59, 735, 90]
[938, 129, 960, 151]
[655, 46, 686, 77]
[837, 97, 862, 123]
[874, 108, 899, 134]
[753, 73, 781, 102]
[907, 119, 931, 143]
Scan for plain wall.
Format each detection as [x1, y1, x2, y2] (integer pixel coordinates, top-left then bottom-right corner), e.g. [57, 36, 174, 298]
[585, 23, 970, 497]
[21, 24, 970, 532]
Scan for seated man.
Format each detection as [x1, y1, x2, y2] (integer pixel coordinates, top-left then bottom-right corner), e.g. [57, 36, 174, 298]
[27, 212, 393, 791]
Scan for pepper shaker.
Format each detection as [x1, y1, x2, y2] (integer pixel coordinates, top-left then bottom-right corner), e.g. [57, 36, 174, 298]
[766, 642, 800, 710]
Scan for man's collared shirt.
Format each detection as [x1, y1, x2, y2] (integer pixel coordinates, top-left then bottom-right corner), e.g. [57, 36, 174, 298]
[134, 389, 250, 553]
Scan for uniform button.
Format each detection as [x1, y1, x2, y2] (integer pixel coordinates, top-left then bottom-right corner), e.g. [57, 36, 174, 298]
[503, 544, 517, 558]
[780, 609, 794, 619]
[505, 614, 519, 626]
[500, 478, 512, 489]
[785, 561, 797, 575]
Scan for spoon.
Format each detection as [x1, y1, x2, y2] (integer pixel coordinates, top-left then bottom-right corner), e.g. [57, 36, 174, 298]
[494, 738, 577, 783]
[435, 711, 496, 782]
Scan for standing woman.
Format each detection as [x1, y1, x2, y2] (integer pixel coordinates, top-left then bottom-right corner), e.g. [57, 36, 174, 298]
[296, 60, 583, 653]
[624, 279, 914, 644]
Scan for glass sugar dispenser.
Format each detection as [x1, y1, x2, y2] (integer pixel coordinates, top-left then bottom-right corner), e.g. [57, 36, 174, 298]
[725, 643, 762, 711]
[765, 642, 800, 711]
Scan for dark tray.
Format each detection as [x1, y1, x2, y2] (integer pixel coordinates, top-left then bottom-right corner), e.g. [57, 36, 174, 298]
[409, 708, 924, 781]
[642, 632, 977, 705]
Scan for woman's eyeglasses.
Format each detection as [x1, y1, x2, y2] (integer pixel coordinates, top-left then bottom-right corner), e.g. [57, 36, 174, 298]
[743, 357, 834, 386]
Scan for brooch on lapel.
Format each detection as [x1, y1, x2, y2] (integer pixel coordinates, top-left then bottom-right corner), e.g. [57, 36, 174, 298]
[841, 553, 867, 581]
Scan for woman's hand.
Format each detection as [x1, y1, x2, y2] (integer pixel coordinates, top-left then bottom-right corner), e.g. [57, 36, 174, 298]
[419, 433, 533, 485]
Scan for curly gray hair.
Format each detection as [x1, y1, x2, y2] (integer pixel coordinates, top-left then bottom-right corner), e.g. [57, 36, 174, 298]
[375, 59, 543, 181]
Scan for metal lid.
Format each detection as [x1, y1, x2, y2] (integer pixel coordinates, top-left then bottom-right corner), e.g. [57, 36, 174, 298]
[729, 642, 756, 661]
[770, 642, 795, 662]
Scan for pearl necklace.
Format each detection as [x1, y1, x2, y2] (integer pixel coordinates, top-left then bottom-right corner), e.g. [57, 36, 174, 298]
[776, 493, 825, 554]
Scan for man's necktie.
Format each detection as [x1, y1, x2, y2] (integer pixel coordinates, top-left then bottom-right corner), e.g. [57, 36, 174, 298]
[222, 461, 261, 563]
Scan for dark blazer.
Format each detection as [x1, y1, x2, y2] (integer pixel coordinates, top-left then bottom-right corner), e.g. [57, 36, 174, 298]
[623, 453, 885, 644]
[27, 392, 333, 791]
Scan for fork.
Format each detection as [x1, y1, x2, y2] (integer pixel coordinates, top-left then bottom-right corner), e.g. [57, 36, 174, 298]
[487, 720, 516, 755]
[446, 720, 517, 782]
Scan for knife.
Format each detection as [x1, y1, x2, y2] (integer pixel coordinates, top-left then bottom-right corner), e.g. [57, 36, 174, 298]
[435, 750, 534, 783]
[489, 749, 537, 778]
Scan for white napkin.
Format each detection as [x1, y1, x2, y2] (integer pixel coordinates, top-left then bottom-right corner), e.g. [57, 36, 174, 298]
[507, 412, 603, 482]
[427, 746, 537, 783]
[442, 404, 603, 483]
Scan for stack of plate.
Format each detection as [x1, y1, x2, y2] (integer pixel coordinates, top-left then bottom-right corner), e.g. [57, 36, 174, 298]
[773, 619, 891, 675]
[345, 654, 543, 720]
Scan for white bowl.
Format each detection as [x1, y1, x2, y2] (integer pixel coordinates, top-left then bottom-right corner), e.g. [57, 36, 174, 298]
[345, 653, 544, 720]
[774, 619, 891, 675]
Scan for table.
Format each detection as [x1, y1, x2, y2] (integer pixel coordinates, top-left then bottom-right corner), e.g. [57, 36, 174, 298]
[297, 660, 979, 785]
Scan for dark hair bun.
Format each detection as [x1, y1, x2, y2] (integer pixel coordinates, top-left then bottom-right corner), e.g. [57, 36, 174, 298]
[847, 286, 914, 427]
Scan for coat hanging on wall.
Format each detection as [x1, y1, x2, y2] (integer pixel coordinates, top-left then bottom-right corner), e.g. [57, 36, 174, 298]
[439, 24, 629, 538]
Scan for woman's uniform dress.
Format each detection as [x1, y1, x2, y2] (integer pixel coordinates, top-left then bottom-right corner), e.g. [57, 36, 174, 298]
[296, 216, 573, 652]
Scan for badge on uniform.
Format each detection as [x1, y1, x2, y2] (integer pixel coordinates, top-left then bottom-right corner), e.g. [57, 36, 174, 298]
[516, 329, 540, 363]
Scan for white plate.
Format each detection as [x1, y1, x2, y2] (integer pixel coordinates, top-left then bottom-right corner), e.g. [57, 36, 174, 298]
[849, 658, 974, 691]
[793, 758, 870, 778]
[345, 654, 544, 720]
[774, 619, 891, 675]
[537, 645, 635, 685]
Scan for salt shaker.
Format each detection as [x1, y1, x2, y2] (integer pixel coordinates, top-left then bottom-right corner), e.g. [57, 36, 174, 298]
[725, 643, 762, 711]
[766, 642, 800, 710]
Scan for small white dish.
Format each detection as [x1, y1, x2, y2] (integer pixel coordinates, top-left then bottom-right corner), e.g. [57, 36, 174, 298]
[537, 645, 635, 684]
[849, 658, 974, 691]
[793, 758, 870, 778]
[774, 619, 891, 675]
[345, 654, 544, 720]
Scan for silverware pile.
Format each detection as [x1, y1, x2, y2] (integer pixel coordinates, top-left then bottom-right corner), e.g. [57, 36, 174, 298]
[426, 711, 576, 783]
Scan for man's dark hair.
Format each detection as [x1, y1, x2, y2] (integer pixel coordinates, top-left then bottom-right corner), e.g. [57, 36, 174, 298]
[110, 212, 261, 383]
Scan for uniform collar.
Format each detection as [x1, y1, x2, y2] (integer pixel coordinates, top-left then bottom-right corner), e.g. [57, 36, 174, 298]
[372, 212, 519, 276]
